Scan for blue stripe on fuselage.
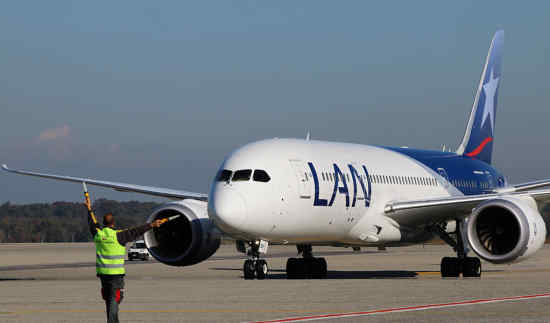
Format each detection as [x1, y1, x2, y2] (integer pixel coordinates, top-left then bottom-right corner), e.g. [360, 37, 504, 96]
[382, 146, 506, 195]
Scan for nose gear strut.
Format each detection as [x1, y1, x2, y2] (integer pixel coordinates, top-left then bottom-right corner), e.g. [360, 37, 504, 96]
[241, 240, 269, 280]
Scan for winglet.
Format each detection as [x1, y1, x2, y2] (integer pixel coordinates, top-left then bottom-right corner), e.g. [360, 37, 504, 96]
[1, 164, 9, 171]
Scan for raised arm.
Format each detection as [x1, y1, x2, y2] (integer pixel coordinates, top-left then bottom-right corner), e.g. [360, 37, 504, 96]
[83, 183, 100, 237]
[116, 220, 163, 245]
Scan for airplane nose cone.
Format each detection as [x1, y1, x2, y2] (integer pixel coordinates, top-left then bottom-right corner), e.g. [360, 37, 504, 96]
[209, 189, 247, 232]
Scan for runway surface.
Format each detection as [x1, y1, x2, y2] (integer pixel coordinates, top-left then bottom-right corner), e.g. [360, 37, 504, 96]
[1, 243, 550, 322]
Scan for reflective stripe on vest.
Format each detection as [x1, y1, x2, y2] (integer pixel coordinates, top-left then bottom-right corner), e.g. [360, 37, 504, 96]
[94, 227, 126, 275]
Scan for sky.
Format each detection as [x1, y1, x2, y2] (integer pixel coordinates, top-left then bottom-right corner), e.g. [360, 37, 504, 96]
[2, 1, 550, 203]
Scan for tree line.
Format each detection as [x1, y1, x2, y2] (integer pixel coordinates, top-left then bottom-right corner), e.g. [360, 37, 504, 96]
[0, 199, 161, 243]
[2, 199, 550, 243]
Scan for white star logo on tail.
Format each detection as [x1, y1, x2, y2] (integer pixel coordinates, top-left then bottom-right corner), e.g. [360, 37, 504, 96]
[480, 68, 499, 133]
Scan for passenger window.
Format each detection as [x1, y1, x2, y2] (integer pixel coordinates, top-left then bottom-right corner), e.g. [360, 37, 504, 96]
[232, 169, 252, 182]
[253, 170, 271, 182]
[216, 169, 232, 182]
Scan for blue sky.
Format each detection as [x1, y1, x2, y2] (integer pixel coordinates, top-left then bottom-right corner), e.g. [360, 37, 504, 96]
[2, 1, 550, 203]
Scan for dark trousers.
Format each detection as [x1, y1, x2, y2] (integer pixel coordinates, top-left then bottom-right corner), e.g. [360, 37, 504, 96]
[99, 275, 125, 323]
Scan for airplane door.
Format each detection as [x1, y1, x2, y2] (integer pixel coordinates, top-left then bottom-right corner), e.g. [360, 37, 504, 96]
[289, 160, 311, 199]
[437, 168, 450, 188]
[486, 172, 497, 189]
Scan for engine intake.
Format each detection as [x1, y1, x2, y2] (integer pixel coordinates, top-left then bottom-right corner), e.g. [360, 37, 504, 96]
[466, 197, 545, 264]
[144, 200, 221, 266]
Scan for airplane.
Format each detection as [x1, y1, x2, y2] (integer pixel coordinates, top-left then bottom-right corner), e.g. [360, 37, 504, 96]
[4, 30, 550, 280]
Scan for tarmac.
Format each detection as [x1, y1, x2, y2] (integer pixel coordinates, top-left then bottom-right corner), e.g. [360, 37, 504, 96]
[1, 243, 550, 322]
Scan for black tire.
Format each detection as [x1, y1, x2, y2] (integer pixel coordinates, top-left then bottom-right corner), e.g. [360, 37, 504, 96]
[128, 257, 133, 261]
[310, 259, 320, 279]
[309, 258, 325, 279]
[286, 258, 298, 279]
[255, 260, 268, 280]
[317, 258, 328, 279]
[295, 259, 308, 279]
[441, 257, 460, 278]
[244, 260, 256, 280]
[463, 257, 481, 278]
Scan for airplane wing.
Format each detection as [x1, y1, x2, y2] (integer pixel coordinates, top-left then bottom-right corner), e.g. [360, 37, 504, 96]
[384, 189, 550, 227]
[512, 179, 550, 192]
[1, 164, 208, 201]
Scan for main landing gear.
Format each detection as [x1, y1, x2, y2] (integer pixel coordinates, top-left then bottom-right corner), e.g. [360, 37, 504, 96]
[286, 245, 328, 279]
[240, 240, 269, 280]
[430, 221, 481, 278]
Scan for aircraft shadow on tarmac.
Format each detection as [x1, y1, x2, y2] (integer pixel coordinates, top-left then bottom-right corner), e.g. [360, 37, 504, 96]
[0, 277, 36, 281]
[210, 267, 425, 279]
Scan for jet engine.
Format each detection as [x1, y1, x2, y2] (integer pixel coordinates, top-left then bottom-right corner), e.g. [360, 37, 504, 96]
[466, 196, 546, 264]
[144, 199, 221, 266]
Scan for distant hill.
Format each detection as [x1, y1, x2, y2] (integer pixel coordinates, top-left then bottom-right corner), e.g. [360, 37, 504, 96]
[0, 199, 161, 243]
[2, 199, 550, 243]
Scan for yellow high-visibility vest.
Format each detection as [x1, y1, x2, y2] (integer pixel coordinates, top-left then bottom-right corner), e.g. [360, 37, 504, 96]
[94, 227, 126, 275]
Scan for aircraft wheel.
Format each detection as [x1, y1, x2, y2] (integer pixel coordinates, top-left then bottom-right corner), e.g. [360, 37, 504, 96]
[243, 260, 256, 280]
[317, 258, 328, 278]
[286, 258, 298, 279]
[296, 259, 308, 279]
[255, 260, 268, 280]
[310, 258, 327, 279]
[462, 257, 481, 277]
[441, 257, 460, 278]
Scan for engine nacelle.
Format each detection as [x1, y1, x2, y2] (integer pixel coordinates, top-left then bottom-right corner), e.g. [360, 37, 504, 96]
[144, 199, 221, 266]
[466, 196, 546, 264]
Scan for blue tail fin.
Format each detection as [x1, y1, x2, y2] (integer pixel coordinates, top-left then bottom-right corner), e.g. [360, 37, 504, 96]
[456, 31, 504, 164]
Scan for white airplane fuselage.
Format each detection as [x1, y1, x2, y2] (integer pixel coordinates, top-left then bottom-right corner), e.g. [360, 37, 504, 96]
[208, 138, 471, 246]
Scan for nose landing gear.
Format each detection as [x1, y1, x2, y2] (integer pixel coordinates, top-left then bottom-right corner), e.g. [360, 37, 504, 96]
[286, 244, 327, 279]
[240, 240, 269, 280]
[243, 259, 268, 280]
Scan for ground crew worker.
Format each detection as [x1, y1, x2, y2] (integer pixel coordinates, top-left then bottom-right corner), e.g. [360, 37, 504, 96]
[85, 198, 163, 323]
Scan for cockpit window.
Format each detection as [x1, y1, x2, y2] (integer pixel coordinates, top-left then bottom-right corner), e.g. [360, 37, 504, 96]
[253, 170, 271, 182]
[232, 169, 252, 182]
[216, 169, 232, 182]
